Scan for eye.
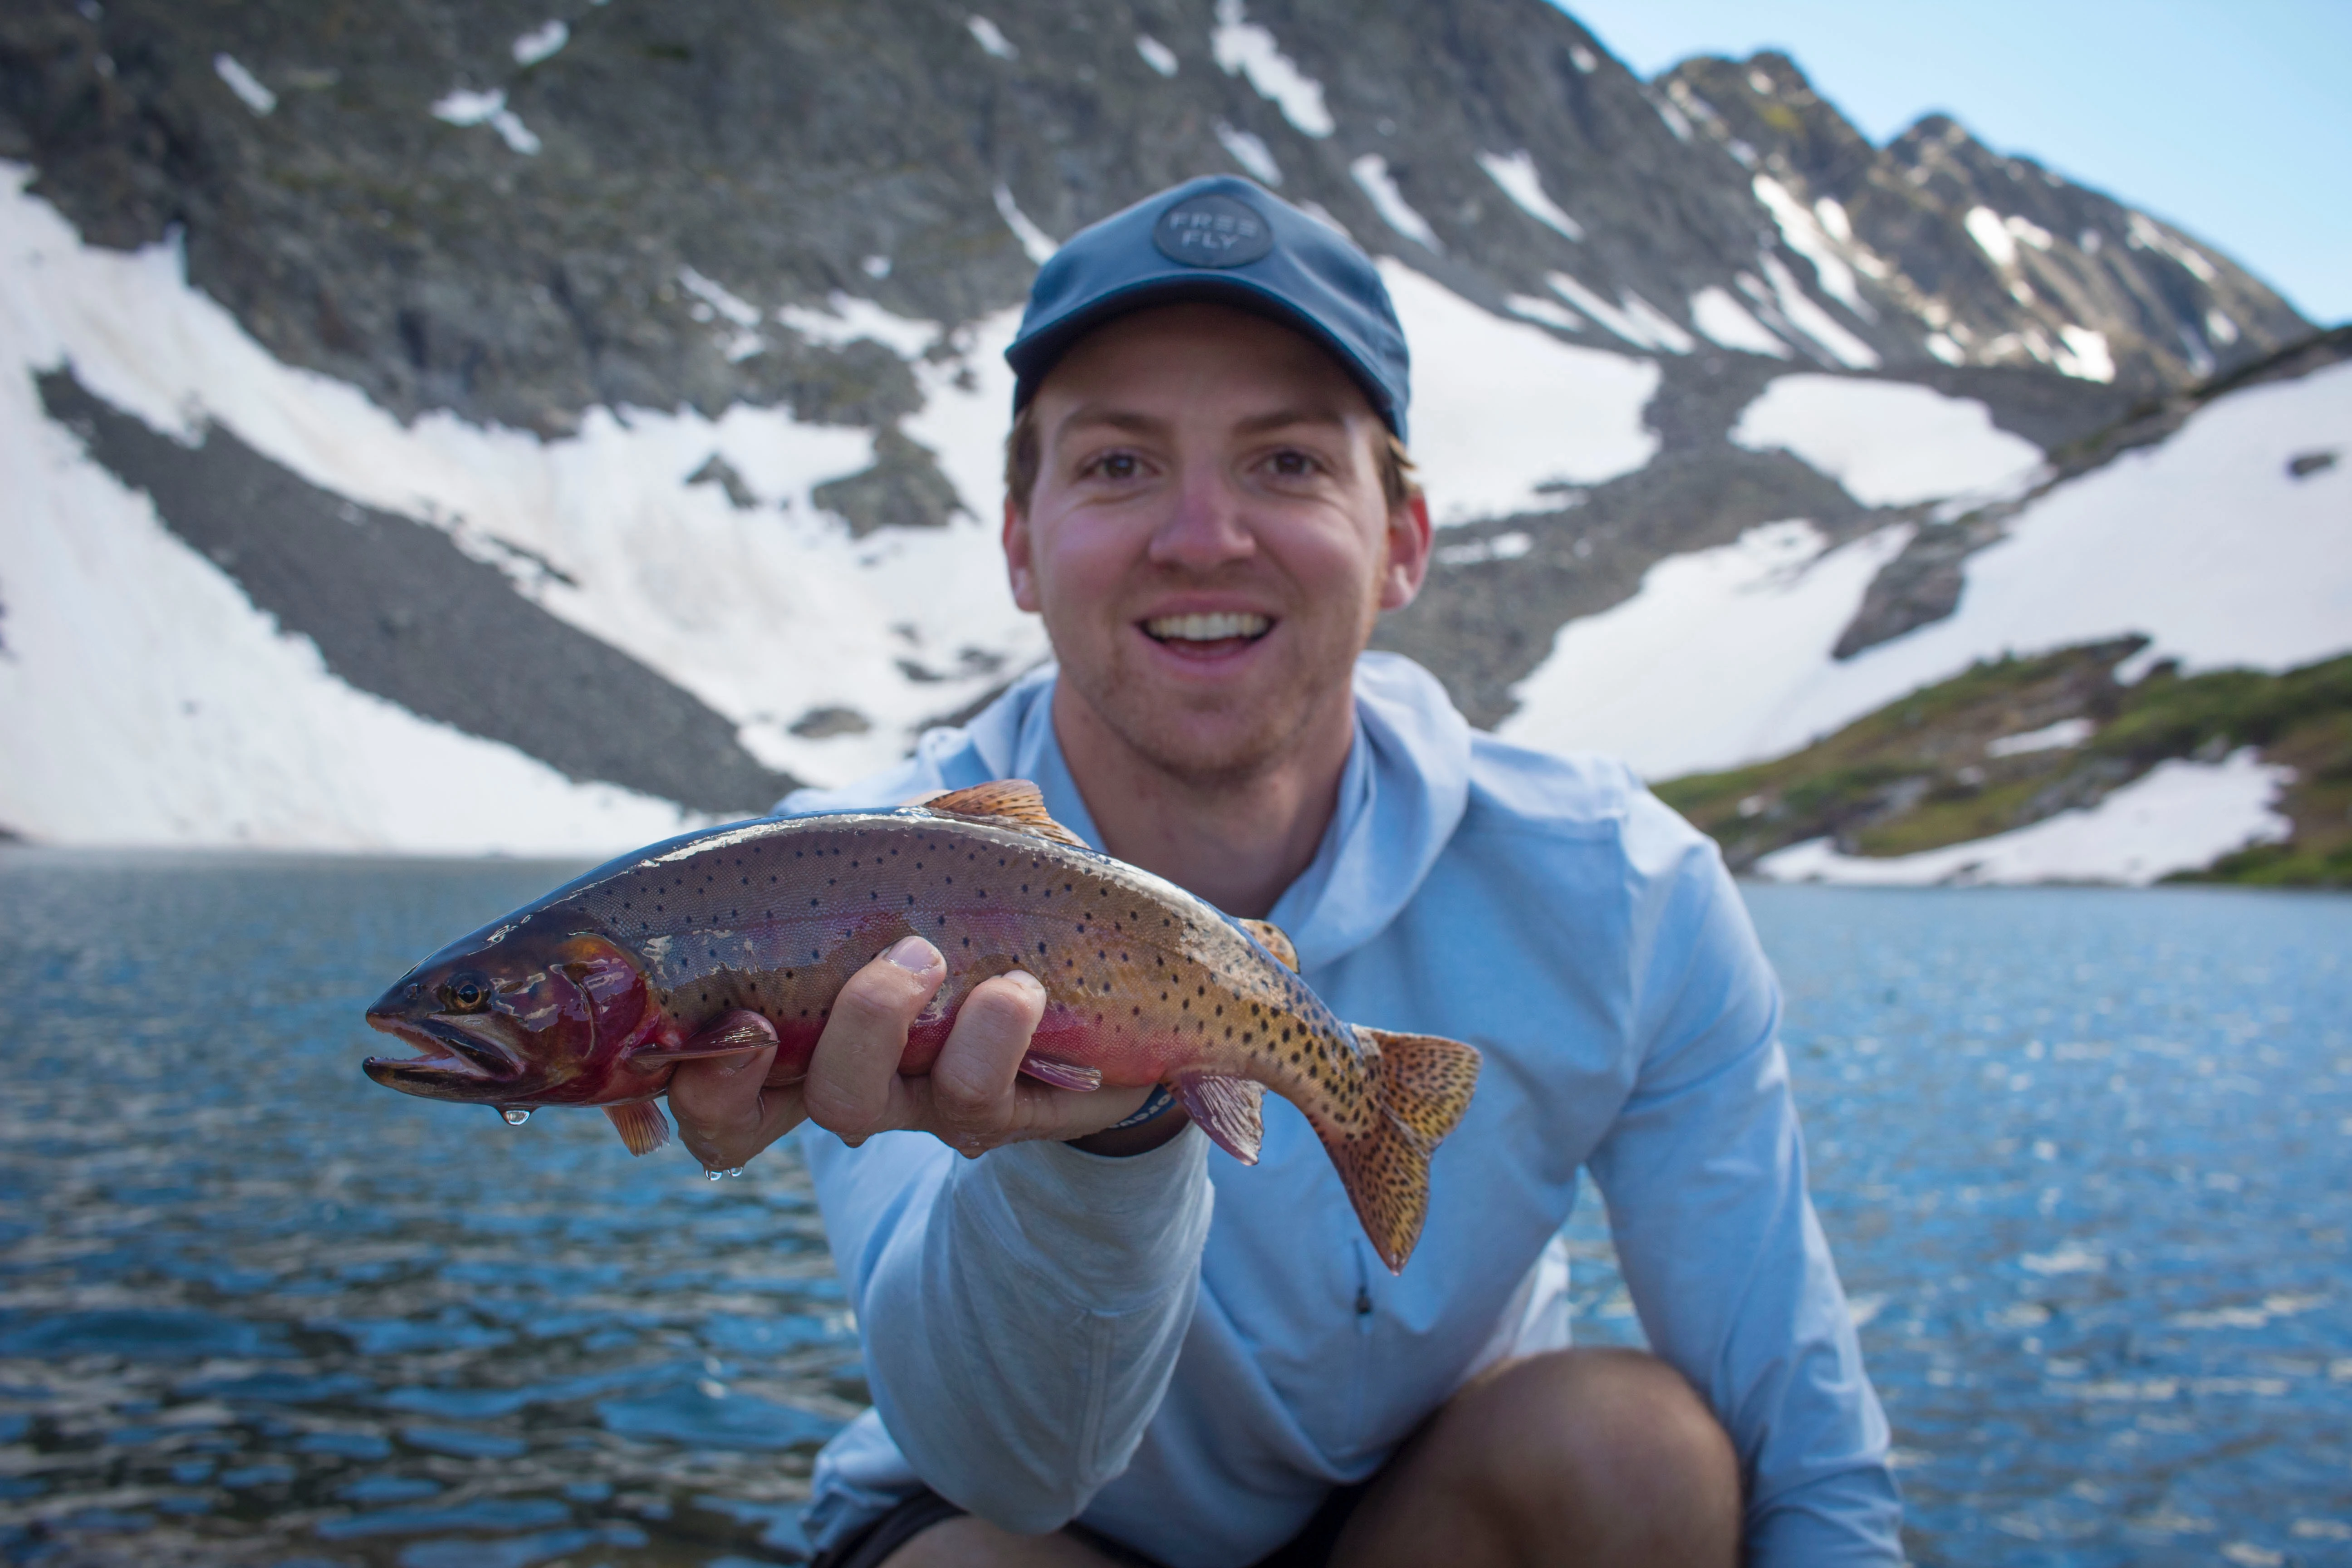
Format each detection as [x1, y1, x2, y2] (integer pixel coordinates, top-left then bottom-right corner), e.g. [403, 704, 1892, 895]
[1264, 448, 1321, 479]
[440, 971, 494, 1012]
[1083, 451, 1144, 482]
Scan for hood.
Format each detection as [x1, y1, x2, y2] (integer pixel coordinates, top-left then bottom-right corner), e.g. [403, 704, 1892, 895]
[780, 652, 1472, 972]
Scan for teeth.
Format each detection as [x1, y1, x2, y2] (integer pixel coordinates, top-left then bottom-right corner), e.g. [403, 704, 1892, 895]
[1145, 612, 1270, 642]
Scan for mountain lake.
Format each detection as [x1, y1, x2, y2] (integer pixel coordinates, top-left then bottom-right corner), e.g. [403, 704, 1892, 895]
[0, 852, 2345, 1567]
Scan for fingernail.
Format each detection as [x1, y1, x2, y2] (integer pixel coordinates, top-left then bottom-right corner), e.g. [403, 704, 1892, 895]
[1003, 967, 1044, 997]
[887, 935, 940, 972]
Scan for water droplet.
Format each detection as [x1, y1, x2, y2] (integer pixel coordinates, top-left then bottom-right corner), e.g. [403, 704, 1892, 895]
[500, 1107, 531, 1126]
[705, 1168, 725, 1181]
[724, 1166, 745, 1179]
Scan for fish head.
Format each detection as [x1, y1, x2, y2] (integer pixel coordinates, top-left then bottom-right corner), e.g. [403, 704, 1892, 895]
[363, 921, 650, 1105]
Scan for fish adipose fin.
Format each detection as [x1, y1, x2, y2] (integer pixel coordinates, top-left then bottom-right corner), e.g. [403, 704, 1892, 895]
[1176, 1072, 1266, 1164]
[1332, 1026, 1483, 1273]
[625, 1009, 780, 1065]
[1238, 919, 1298, 971]
[605, 1100, 672, 1156]
[1018, 1053, 1103, 1092]
[917, 779, 1089, 849]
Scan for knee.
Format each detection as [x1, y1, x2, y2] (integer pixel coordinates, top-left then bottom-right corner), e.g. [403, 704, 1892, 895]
[1450, 1348, 1741, 1548]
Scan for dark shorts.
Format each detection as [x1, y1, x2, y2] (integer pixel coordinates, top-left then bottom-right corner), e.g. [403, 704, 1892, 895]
[810, 1481, 1367, 1568]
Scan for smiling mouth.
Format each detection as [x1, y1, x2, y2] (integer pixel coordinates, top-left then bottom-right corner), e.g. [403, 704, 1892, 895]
[1142, 612, 1272, 653]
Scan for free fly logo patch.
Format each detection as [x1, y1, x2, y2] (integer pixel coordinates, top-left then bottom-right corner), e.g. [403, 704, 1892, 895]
[1152, 192, 1274, 268]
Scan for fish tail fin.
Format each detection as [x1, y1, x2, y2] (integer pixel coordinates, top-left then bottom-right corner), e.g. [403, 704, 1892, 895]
[1331, 1027, 1482, 1274]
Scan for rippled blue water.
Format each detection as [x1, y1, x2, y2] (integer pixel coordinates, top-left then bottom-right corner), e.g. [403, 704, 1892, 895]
[0, 857, 2345, 1565]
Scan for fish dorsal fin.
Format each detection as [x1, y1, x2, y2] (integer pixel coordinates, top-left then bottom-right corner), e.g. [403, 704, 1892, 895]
[1239, 918, 1298, 970]
[916, 779, 1088, 849]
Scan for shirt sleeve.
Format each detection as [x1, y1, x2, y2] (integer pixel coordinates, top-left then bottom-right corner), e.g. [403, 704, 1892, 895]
[1586, 804, 1905, 1565]
[799, 1120, 1217, 1533]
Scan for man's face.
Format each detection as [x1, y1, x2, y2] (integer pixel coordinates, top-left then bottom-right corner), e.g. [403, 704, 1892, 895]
[1004, 303, 1431, 786]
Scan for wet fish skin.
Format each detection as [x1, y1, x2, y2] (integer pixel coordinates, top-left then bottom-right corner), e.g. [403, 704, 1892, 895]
[363, 782, 1480, 1269]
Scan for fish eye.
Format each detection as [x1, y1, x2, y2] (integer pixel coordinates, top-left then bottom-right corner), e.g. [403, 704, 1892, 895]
[440, 971, 494, 1012]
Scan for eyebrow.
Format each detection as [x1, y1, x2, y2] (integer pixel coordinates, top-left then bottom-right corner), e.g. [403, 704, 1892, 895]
[1053, 403, 1355, 441]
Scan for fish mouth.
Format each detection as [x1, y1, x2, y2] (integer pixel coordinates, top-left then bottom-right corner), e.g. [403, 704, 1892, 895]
[363, 1013, 525, 1095]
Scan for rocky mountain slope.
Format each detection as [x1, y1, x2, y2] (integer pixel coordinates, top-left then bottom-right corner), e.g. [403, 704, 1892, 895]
[0, 0, 2336, 862]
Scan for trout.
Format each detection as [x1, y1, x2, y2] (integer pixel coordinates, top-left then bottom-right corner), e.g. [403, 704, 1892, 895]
[363, 780, 1480, 1270]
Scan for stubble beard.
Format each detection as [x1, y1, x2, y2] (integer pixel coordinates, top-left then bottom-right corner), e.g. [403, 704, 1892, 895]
[1058, 597, 1377, 793]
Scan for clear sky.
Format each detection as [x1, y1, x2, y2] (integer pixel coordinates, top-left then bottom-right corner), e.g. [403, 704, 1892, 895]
[1558, 0, 2352, 326]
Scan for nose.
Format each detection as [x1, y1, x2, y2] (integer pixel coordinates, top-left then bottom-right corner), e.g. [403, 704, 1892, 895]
[1147, 462, 1255, 573]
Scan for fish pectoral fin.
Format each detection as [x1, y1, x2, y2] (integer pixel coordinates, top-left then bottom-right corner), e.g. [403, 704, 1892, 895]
[1018, 1053, 1103, 1093]
[626, 1009, 780, 1065]
[1175, 1072, 1265, 1165]
[920, 779, 1090, 849]
[1238, 919, 1298, 970]
[605, 1100, 672, 1157]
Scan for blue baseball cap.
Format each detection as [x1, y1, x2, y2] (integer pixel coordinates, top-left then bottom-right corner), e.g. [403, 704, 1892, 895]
[1004, 175, 1412, 441]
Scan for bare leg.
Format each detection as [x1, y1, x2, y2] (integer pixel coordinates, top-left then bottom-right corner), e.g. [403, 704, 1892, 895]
[1332, 1348, 1740, 1568]
[883, 1516, 1128, 1567]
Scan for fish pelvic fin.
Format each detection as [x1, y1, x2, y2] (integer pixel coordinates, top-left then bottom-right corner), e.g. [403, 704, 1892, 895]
[915, 779, 1089, 849]
[605, 1099, 672, 1157]
[1239, 918, 1298, 971]
[1332, 1026, 1483, 1273]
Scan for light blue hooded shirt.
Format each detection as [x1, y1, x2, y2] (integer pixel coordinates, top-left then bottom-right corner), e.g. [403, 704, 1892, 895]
[784, 654, 1902, 1565]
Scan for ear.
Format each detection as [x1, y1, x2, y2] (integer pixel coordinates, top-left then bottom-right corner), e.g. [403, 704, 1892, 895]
[1378, 491, 1433, 612]
[1004, 492, 1041, 613]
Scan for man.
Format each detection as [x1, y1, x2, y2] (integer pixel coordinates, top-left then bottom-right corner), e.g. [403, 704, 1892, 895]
[671, 176, 1902, 1566]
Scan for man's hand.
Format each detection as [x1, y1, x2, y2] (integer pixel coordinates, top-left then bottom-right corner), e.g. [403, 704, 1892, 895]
[668, 935, 1158, 1173]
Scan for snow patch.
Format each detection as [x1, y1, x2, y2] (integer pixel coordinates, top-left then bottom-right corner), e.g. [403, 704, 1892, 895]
[1568, 44, 1598, 73]
[1986, 717, 2095, 758]
[0, 165, 1050, 828]
[676, 265, 767, 362]
[1965, 206, 2018, 268]
[1689, 286, 1789, 358]
[1651, 95, 1693, 143]
[2206, 309, 2240, 347]
[1210, 0, 1333, 138]
[2053, 324, 2115, 384]
[430, 88, 540, 156]
[2128, 213, 2217, 282]
[775, 293, 940, 359]
[860, 254, 892, 280]
[1378, 261, 1660, 521]
[1477, 150, 1583, 242]
[512, 20, 569, 67]
[1215, 122, 1282, 186]
[1754, 255, 1877, 368]
[1434, 530, 1532, 566]
[1924, 332, 1965, 366]
[1500, 521, 1913, 778]
[1566, 360, 2352, 778]
[1349, 156, 1439, 251]
[1546, 272, 1692, 353]
[213, 55, 276, 117]
[992, 184, 1057, 265]
[1753, 750, 2291, 886]
[1503, 294, 1583, 333]
[965, 15, 1017, 60]
[1754, 176, 1866, 315]
[1730, 374, 2043, 506]
[1135, 34, 1178, 76]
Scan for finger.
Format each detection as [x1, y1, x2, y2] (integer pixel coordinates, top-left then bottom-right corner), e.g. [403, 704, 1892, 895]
[670, 1044, 805, 1170]
[926, 970, 1049, 1148]
[801, 935, 945, 1145]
